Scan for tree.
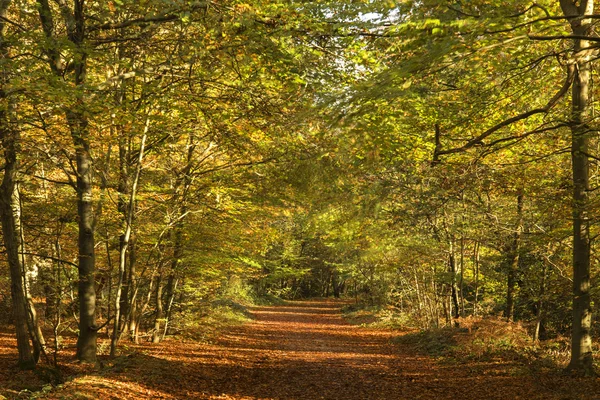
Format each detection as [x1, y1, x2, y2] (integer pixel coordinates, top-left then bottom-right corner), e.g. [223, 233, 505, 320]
[0, 0, 36, 370]
[558, 0, 595, 375]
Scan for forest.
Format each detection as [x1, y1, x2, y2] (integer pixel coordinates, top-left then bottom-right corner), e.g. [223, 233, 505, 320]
[1, 0, 600, 398]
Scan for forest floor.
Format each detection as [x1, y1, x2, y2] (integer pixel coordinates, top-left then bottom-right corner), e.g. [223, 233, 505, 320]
[1, 299, 600, 399]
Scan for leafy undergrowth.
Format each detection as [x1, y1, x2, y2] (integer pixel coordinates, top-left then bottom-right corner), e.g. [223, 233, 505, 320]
[343, 305, 600, 375]
[168, 279, 283, 343]
[342, 303, 414, 330]
[171, 299, 254, 343]
[393, 316, 600, 375]
[394, 317, 533, 360]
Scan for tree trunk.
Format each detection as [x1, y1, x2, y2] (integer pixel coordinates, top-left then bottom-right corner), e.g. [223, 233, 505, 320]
[0, 141, 35, 370]
[152, 274, 163, 344]
[533, 262, 547, 342]
[505, 192, 523, 322]
[449, 240, 459, 320]
[68, 51, 97, 364]
[38, 0, 98, 363]
[332, 269, 342, 298]
[117, 130, 131, 336]
[0, 0, 35, 370]
[127, 238, 138, 341]
[459, 236, 465, 317]
[560, 0, 595, 375]
[162, 276, 178, 340]
[111, 117, 148, 356]
[70, 108, 97, 363]
[473, 240, 480, 316]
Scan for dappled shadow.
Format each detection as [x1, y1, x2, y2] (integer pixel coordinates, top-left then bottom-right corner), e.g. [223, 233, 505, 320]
[5, 301, 598, 399]
[77, 300, 600, 399]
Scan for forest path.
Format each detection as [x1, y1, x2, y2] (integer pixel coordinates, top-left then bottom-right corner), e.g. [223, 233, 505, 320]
[33, 299, 599, 399]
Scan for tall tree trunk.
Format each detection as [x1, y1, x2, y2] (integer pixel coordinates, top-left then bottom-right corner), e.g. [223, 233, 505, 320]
[161, 276, 178, 341]
[127, 238, 138, 341]
[117, 127, 131, 337]
[0, 137, 35, 370]
[560, 0, 595, 375]
[38, 0, 97, 363]
[69, 40, 97, 363]
[161, 133, 196, 336]
[0, 0, 35, 370]
[70, 109, 97, 363]
[505, 192, 523, 322]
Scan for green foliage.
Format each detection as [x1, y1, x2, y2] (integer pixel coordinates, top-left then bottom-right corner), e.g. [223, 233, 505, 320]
[394, 317, 534, 361]
[0, 0, 596, 374]
[343, 303, 415, 329]
[394, 328, 459, 357]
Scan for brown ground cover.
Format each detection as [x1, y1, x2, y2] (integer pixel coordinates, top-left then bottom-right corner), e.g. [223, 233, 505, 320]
[1, 299, 600, 399]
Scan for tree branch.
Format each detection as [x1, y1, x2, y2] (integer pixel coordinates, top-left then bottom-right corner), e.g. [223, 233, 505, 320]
[88, 2, 209, 32]
[529, 34, 600, 42]
[21, 252, 79, 269]
[434, 64, 574, 159]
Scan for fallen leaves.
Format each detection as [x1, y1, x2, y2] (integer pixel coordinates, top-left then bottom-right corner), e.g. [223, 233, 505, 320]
[1, 300, 599, 399]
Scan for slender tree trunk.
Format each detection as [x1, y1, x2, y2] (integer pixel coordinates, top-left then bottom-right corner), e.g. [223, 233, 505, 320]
[449, 240, 459, 320]
[473, 241, 480, 316]
[505, 192, 523, 322]
[152, 274, 163, 343]
[111, 117, 148, 356]
[459, 236, 465, 317]
[413, 269, 423, 319]
[117, 130, 131, 336]
[533, 262, 547, 342]
[160, 132, 196, 336]
[52, 227, 64, 366]
[127, 238, 138, 341]
[560, 0, 595, 375]
[162, 276, 178, 340]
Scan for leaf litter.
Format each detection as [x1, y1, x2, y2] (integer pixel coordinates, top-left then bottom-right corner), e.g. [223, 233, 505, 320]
[1, 299, 599, 399]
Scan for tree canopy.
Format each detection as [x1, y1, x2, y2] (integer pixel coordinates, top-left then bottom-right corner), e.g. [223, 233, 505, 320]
[0, 0, 599, 380]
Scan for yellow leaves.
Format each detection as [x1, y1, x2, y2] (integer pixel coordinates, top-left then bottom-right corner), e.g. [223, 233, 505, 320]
[234, 3, 254, 13]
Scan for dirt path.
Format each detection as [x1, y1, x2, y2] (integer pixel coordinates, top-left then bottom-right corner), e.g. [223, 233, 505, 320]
[182, 300, 595, 400]
[8, 299, 599, 399]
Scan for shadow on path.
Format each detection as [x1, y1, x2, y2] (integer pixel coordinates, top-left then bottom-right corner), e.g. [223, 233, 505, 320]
[86, 299, 599, 400]
[33, 299, 600, 399]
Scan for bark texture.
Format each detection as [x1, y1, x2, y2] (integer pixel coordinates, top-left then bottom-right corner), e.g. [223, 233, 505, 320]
[560, 0, 595, 375]
[0, 0, 35, 370]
